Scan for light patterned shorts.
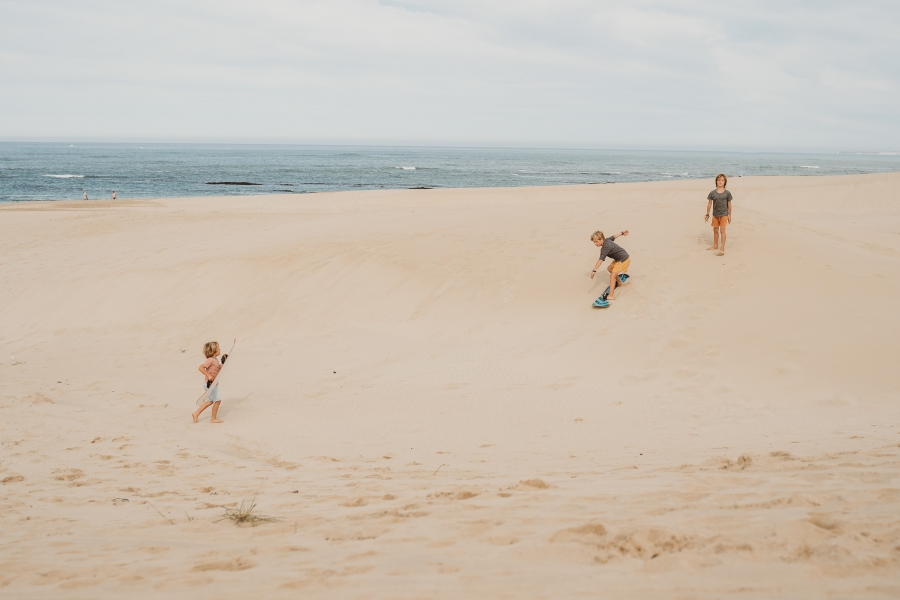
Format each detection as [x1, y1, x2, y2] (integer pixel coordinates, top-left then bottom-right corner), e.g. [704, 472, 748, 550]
[205, 382, 221, 403]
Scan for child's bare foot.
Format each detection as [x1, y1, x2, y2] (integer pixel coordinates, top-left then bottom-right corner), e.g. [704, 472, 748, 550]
[706, 245, 718, 251]
[210, 418, 224, 424]
[192, 413, 199, 423]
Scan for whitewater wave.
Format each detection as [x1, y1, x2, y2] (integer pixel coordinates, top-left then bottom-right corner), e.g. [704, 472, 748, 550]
[394, 166, 416, 170]
[800, 165, 819, 169]
[44, 174, 84, 178]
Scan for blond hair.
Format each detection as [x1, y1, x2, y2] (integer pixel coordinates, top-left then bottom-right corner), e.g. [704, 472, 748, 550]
[590, 230, 605, 242]
[203, 341, 220, 358]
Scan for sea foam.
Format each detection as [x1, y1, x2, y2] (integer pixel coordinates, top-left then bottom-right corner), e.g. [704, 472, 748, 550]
[44, 174, 84, 178]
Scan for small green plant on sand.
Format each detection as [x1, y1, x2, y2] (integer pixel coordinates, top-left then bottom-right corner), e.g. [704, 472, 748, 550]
[217, 498, 277, 527]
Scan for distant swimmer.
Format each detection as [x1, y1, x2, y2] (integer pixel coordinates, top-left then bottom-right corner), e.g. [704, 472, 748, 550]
[111, 191, 116, 200]
[705, 174, 733, 256]
[82, 190, 88, 201]
[590, 229, 631, 308]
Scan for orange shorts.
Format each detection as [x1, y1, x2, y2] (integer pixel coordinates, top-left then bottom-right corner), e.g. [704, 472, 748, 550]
[610, 258, 631, 274]
[711, 216, 729, 227]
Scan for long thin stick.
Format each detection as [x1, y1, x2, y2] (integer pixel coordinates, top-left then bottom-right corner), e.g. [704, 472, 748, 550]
[148, 502, 174, 525]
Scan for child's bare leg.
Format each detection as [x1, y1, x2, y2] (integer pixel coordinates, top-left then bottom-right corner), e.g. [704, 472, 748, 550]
[607, 266, 618, 300]
[210, 402, 223, 424]
[192, 401, 213, 423]
[707, 226, 719, 250]
[718, 228, 727, 255]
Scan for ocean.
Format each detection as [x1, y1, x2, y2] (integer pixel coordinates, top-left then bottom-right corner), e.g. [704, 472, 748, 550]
[1, 143, 898, 202]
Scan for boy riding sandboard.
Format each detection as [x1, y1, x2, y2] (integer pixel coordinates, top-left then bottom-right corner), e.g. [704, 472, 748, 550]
[590, 229, 631, 308]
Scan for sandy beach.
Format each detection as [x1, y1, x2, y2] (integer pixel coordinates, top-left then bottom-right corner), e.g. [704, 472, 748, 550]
[1, 173, 899, 598]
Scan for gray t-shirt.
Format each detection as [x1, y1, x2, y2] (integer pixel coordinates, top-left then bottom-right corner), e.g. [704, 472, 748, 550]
[708, 190, 733, 217]
[599, 235, 629, 262]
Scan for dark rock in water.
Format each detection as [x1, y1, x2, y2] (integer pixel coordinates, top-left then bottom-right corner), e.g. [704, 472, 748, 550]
[409, 186, 433, 189]
[205, 181, 262, 186]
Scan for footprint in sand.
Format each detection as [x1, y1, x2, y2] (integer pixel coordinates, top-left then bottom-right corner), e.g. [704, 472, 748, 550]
[192, 557, 256, 572]
[513, 479, 550, 491]
[552, 523, 694, 562]
[428, 490, 480, 501]
[702, 455, 752, 471]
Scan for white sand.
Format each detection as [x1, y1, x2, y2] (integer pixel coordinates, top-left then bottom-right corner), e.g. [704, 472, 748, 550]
[1, 174, 899, 598]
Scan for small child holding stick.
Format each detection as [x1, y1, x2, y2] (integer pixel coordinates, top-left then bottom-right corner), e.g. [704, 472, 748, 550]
[192, 341, 228, 424]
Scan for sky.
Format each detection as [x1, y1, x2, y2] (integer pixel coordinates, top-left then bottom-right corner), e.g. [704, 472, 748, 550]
[1, 0, 898, 150]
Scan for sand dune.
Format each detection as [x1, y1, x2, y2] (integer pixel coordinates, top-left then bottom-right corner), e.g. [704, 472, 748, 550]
[1, 174, 899, 598]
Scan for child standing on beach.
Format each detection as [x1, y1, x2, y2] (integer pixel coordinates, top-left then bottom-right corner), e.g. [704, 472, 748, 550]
[590, 229, 630, 300]
[192, 341, 227, 424]
[705, 174, 733, 255]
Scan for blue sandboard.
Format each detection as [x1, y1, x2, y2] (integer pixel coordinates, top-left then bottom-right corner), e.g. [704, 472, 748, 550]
[599, 273, 631, 302]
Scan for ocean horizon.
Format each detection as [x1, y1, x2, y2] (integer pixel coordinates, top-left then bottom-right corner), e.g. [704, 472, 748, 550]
[1, 142, 898, 203]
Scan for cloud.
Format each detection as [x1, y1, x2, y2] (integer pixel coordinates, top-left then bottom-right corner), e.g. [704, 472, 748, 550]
[0, 0, 897, 149]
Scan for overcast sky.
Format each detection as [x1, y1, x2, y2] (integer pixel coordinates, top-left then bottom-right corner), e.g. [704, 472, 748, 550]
[1, 0, 898, 150]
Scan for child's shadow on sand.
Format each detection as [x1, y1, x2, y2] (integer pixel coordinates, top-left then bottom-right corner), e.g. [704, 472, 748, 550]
[588, 273, 607, 294]
[216, 395, 249, 420]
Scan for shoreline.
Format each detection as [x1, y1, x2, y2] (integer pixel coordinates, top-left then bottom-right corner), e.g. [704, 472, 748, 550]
[2, 143, 899, 203]
[3, 170, 900, 208]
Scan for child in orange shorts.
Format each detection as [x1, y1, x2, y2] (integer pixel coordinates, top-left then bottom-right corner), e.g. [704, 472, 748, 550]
[705, 173, 733, 255]
[590, 229, 630, 300]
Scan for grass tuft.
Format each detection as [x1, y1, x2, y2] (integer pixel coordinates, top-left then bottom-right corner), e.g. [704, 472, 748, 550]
[217, 498, 278, 527]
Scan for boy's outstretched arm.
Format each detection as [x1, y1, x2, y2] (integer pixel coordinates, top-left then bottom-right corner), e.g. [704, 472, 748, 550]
[591, 258, 604, 279]
[705, 200, 712, 221]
